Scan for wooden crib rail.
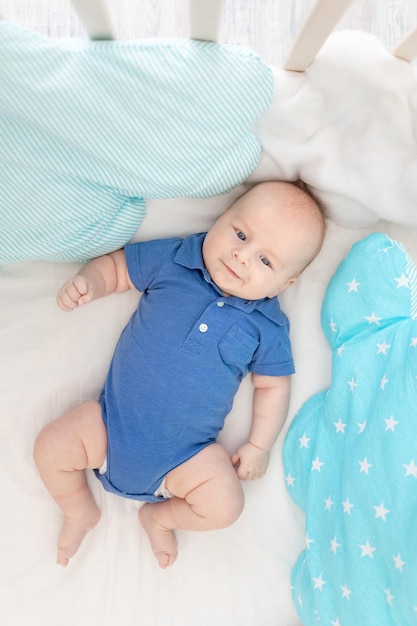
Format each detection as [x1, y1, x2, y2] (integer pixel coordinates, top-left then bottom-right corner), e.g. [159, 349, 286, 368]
[70, 0, 223, 42]
[190, 0, 223, 41]
[41, 0, 417, 62]
[70, 0, 114, 40]
[283, 0, 354, 71]
[284, 0, 417, 70]
[393, 24, 417, 61]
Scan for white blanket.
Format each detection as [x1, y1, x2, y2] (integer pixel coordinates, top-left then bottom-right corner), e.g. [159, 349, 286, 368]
[2, 28, 417, 626]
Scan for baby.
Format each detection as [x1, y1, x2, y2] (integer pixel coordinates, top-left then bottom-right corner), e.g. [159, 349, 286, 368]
[34, 181, 324, 569]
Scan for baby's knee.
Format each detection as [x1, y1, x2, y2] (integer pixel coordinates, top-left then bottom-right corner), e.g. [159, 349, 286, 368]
[214, 479, 245, 528]
[33, 423, 56, 469]
[225, 490, 245, 526]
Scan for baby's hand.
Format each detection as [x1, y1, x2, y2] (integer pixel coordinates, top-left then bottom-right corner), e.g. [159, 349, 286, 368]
[56, 275, 94, 311]
[232, 442, 270, 480]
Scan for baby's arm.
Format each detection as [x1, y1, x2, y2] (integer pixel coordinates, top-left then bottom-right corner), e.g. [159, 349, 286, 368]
[231, 374, 290, 480]
[57, 249, 134, 311]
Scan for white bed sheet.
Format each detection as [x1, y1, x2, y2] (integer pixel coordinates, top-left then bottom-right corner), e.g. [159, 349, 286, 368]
[2, 190, 305, 626]
[2, 11, 417, 626]
[2, 199, 417, 626]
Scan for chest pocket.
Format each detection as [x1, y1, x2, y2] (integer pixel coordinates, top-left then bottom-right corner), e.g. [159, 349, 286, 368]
[218, 324, 259, 366]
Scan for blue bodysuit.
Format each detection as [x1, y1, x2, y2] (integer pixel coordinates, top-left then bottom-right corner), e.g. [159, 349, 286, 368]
[95, 234, 294, 501]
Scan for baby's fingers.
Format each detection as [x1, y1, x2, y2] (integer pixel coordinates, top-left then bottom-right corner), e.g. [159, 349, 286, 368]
[57, 286, 80, 311]
[231, 452, 240, 468]
[236, 464, 251, 480]
[57, 278, 89, 311]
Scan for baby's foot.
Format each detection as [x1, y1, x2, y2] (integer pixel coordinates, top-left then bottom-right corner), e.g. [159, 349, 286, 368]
[54, 487, 101, 566]
[57, 507, 101, 566]
[139, 503, 178, 569]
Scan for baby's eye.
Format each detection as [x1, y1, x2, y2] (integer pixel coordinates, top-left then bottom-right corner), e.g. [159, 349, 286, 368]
[236, 230, 246, 241]
[260, 256, 271, 267]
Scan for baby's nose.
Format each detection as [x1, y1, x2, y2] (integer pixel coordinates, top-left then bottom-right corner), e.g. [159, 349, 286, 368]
[233, 248, 249, 266]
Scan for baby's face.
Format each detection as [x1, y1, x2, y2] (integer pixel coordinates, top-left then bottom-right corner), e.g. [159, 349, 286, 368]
[202, 186, 322, 300]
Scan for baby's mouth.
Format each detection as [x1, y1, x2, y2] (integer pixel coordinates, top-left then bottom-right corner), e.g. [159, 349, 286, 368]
[222, 260, 241, 280]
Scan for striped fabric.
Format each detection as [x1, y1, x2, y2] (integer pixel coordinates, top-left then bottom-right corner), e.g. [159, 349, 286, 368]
[0, 21, 273, 263]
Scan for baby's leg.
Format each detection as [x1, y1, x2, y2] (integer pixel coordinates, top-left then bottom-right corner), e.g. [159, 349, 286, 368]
[33, 401, 107, 566]
[139, 443, 244, 568]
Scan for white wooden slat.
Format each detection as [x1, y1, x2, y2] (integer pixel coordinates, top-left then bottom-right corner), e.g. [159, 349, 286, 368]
[392, 24, 417, 61]
[189, 0, 223, 42]
[70, 0, 115, 40]
[284, 0, 354, 71]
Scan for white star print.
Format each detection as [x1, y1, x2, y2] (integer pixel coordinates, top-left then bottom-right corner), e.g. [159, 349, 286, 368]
[394, 273, 410, 288]
[364, 312, 382, 325]
[336, 344, 346, 357]
[347, 377, 358, 393]
[325, 496, 334, 511]
[347, 278, 361, 292]
[393, 553, 405, 572]
[374, 502, 390, 521]
[359, 540, 376, 558]
[357, 420, 367, 434]
[343, 498, 354, 515]
[285, 473, 296, 487]
[403, 460, 417, 478]
[333, 418, 347, 433]
[299, 433, 311, 448]
[313, 574, 326, 591]
[312, 457, 325, 472]
[330, 536, 341, 553]
[305, 533, 314, 549]
[379, 374, 389, 390]
[384, 588, 395, 606]
[282, 237, 417, 620]
[376, 341, 391, 355]
[358, 457, 372, 474]
[384, 414, 398, 432]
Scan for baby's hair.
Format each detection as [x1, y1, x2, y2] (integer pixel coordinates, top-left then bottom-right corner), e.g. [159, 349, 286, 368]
[265, 179, 326, 271]
[289, 179, 327, 270]
[293, 179, 327, 222]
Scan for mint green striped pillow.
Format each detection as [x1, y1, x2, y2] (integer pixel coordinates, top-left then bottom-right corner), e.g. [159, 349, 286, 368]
[0, 22, 273, 263]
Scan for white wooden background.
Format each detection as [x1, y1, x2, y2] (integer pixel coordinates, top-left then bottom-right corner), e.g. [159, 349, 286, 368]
[1, 0, 416, 67]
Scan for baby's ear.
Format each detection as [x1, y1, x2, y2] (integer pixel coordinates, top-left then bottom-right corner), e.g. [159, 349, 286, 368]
[281, 276, 299, 292]
[271, 275, 299, 297]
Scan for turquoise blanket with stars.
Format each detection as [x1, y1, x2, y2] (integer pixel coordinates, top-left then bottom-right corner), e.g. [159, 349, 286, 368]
[283, 232, 417, 626]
